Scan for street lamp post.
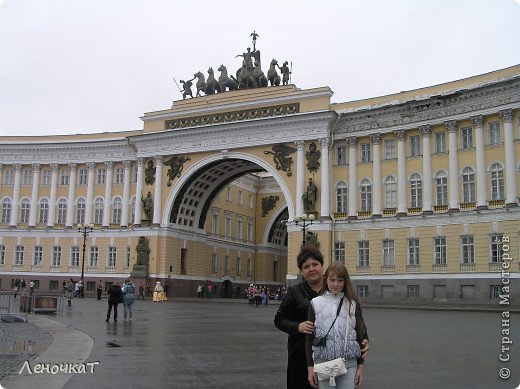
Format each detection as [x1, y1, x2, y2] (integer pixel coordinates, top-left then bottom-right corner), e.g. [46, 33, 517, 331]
[293, 213, 315, 246]
[77, 223, 94, 298]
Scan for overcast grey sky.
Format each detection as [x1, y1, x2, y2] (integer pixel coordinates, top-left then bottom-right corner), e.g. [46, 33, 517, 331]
[0, 0, 519, 137]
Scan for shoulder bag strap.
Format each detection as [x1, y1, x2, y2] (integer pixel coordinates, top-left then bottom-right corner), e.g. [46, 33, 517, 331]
[321, 297, 343, 338]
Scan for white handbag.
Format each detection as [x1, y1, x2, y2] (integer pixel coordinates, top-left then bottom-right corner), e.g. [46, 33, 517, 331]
[312, 298, 351, 387]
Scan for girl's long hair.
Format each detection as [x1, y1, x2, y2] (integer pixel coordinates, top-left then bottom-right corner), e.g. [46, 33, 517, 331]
[323, 262, 358, 315]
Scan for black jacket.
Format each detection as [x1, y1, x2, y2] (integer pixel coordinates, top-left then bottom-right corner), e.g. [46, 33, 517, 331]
[108, 284, 123, 304]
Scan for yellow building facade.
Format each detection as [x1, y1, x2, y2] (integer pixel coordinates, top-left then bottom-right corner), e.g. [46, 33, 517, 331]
[0, 66, 519, 306]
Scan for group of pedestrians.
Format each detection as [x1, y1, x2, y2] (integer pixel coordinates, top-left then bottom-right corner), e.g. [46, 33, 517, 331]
[247, 284, 271, 306]
[105, 278, 136, 322]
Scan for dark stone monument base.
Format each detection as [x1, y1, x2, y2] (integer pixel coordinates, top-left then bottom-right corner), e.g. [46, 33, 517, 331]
[131, 264, 149, 279]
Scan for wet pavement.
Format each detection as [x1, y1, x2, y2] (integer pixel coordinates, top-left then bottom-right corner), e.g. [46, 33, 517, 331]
[0, 297, 519, 389]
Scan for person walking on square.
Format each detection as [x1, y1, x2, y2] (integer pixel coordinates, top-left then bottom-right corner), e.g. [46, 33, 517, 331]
[122, 278, 136, 321]
[146, 281, 153, 297]
[106, 281, 123, 322]
[97, 280, 103, 300]
[305, 262, 368, 389]
[137, 284, 145, 300]
[275, 246, 370, 389]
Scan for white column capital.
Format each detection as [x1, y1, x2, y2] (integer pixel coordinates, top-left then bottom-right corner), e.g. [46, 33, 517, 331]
[471, 115, 484, 127]
[369, 133, 381, 144]
[419, 125, 432, 136]
[347, 136, 357, 147]
[294, 140, 305, 150]
[499, 109, 513, 122]
[50, 163, 59, 171]
[318, 137, 331, 148]
[137, 157, 145, 167]
[393, 129, 406, 140]
[32, 163, 41, 170]
[445, 120, 458, 133]
[123, 160, 132, 169]
[155, 155, 164, 164]
[87, 162, 96, 170]
[68, 162, 77, 170]
[13, 163, 22, 171]
[104, 161, 113, 170]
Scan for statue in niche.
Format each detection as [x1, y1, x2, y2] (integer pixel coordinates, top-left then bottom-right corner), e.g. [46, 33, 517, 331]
[164, 155, 191, 186]
[304, 231, 320, 248]
[306, 142, 321, 173]
[144, 159, 155, 185]
[264, 144, 296, 176]
[302, 178, 317, 213]
[261, 195, 279, 217]
[136, 236, 150, 266]
[142, 191, 153, 220]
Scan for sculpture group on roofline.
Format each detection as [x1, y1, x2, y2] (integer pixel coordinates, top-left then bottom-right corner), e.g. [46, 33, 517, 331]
[176, 31, 292, 99]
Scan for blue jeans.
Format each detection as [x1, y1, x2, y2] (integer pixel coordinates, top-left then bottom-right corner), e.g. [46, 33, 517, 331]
[317, 359, 357, 389]
[123, 295, 134, 320]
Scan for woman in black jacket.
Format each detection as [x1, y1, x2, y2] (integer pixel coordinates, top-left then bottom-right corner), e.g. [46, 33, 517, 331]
[106, 281, 123, 322]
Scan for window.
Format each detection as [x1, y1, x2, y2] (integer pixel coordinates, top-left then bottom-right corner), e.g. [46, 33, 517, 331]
[434, 132, 446, 154]
[382, 240, 394, 266]
[357, 285, 369, 298]
[384, 176, 397, 209]
[15, 246, 24, 265]
[409, 135, 420, 157]
[71, 246, 80, 267]
[236, 257, 241, 276]
[52, 246, 61, 266]
[360, 179, 372, 211]
[2, 169, 13, 185]
[226, 187, 232, 202]
[488, 122, 500, 144]
[114, 167, 124, 184]
[490, 163, 504, 200]
[407, 285, 419, 298]
[360, 143, 371, 163]
[247, 220, 253, 242]
[461, 127, 473, 149]
[108, 247, 117, 267]
[57, 199, 67, 224]
[410, 173, 422, 208]
[112, 197, 122, 224]
[462, 167, 475, 203]
[247, 256, 253, 277]
[336, 144, 346, 165]
[1, 198, 11, 223]
[76, 198, 86, 224]
[125, 246, 131, 268]
[461, 236, 474, 264]
[41, 169, 51, 185]
[94, 198, 104, 224]
[408, 238, 420, 265]
[78, 168, 88, 185]
[336, 182, 347, 213]
[434, 237, 447, 265]
[59, 169, 69, 185]
[180, 248, 187, 275]
[237, 219, 243, 240]
[334, 241, 345, 263]
[225, 214, 232, 238]
[0, 245, 5, 265]
[212, 214, 219, 235]
[20, 199, 30, 224]
[89, 247, 99, 267]
[490, 234, 504, 263]
[249, 194, 254, 208]
[435, 171, 448, 206]
[23, 169, 32, 185]
[39, 199, 49, 224]
[211, 253, 218, 274]
[358, 241, 370, 267]
[238, 191, 243, 206]
[224, 255, 230, 274]
[490, 285, 501, 299]
[384, 139, 395, 160]
[33, 246, 43, 266]
[96, 168, 106, 185]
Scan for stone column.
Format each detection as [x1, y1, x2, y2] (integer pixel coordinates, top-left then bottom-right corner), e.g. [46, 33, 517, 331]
[47, 163, 59, 227]
[347, 136, 357, 219]
[370, 134, 382, 217]
[65, 163, 77, 228]
[446, 121, 459, 211]
[294, 140, 305, 218]
[394, 130, 407, 215]
[85, 162, 96, 224]
[319, 138, 331, 218]
[500, 109, 517, 206]
[121, 160, 132, 227]
[0, 164, 3, 190]
[28, 163, 40, 227]
[472, 115, 487, 208]
[102, 161, 113, 227]
[10, 164, 22, 227]
[134, 158, 144, 226]
[153, 156, 163, 226]
[420, 125, 433, 214]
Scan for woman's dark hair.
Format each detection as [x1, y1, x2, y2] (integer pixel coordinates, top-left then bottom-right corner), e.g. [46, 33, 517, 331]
[296, 246, 324, 270]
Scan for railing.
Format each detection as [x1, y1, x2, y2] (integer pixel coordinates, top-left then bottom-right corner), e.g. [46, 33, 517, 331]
[68, 266, 80, 272]
[31, 265, 42, 272]
[383, 208, 396, 217]
[432, 264, 447, 273]
[87, 266, 98, 273]
[433, 205, 448, 213]
[12, 265, 24, 271]
[460, 263, 475, 272]
[333, 212, 348, 219]
[356, 266, 370, 274]
[460, 202, 476, 211]
[489, 199, 505, 207]
[105, 266, 116, 273]
[407, 207, 422, 215]
[357, 211, 372, 219]
[50, 265, 61, 272]
[381, 265, 395, 273]
[489, 262, 502, 272]
[406, 264, 421, 273]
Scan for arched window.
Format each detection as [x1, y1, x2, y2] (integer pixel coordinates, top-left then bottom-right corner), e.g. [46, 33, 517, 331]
[39, 199, 49, 224]
[76, 198, 86, 224]
[490, 163, 504, 200]
[94, 198, 104, 224]
[57, 199, 67, 224]
[384, 176, 397, 209]
[336, 182, 347, 213]
[1, 198, 12, 224]
[435, 171, 448, 206]
[410, 173, 422, 208]
[461, 167, 475, 203]
[112, 197, 122, 224]
[360, 179, 372, 212]
[20, 199, 30, 224]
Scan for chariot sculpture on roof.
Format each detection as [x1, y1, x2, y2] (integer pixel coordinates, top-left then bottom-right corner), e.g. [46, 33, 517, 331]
[174, 31, 292, 99]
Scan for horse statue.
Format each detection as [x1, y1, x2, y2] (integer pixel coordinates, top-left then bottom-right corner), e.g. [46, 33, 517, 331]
[205, 67, 221, 95]
[194, 71, 206, 97]
[267, 59, 281, 87]
[253, 62, 268, 87]
[236, 64, 257, 89]
[217, 65, 238, 92]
